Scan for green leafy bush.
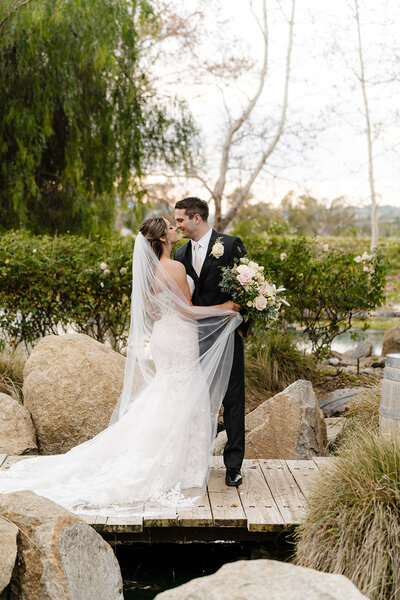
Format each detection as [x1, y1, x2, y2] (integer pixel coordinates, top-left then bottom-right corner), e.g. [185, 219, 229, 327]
[240, 233, 387, 357]
[0, 230, 134, 351]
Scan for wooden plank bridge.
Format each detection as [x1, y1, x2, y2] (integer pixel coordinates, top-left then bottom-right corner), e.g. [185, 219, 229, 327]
[0, 454, 335, 543]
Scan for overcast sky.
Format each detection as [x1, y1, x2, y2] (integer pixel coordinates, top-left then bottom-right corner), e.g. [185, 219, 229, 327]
[155, 0, 400, 208]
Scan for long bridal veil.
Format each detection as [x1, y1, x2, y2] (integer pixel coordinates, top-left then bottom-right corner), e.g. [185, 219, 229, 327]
[0, 233, 241, 515]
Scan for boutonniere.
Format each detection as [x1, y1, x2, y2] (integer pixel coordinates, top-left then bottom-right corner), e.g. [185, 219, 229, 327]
[210, 237, 224, 259]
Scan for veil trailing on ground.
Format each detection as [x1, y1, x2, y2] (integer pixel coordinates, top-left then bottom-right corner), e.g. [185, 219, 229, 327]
[0, 233, 241, 515]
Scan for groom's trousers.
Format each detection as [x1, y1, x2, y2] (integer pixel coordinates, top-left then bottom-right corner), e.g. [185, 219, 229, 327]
[222, 331, 245, 470]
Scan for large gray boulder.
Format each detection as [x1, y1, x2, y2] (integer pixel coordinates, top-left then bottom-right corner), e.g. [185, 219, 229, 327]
[351, 339, 373, 360]
[155, 559, 369, 599]
[382, 327, 400, 356]
[0, 516, 18, 595]
[215, 381, 327, 459]
[0, 393, 37, 455]
[319, 387, 366, 417]
[23, 333, 125, 454]
[0, 490, 123, 600]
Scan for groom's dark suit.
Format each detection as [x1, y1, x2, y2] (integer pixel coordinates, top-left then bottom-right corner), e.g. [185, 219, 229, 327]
[174, 229, 247, 470]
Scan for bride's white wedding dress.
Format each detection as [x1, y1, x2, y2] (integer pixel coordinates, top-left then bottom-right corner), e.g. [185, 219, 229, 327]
[0, 236, 241, 515]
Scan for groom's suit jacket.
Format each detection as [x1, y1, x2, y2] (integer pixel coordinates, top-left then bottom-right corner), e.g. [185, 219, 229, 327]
[174, 229, 250, 336]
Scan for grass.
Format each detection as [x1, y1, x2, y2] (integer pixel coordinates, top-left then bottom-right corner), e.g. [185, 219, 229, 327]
[295, 427, 400, 600]
[0, 347, 27, 402]
[245, 329, 317, 400]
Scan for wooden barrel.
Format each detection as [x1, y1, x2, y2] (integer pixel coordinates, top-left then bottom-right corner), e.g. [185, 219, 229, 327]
[380, 353, 400, 436]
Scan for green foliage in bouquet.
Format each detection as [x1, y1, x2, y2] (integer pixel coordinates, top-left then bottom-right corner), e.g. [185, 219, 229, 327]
[0, 230, 134, 352]
[239, 233, 387, 357]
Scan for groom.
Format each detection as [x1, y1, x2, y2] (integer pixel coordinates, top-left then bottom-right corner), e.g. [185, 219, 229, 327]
[174, 197, 248, 487]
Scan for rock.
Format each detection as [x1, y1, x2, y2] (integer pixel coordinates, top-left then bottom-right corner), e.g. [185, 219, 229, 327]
[0, 393, 37, 455]
[328, 357, 340, 366]
[215, 381, 327, 459]
[351, 339, 373, 360]
[0, 516, 18, 594]
[363, 356, 385, 368]
[213, 429, 227, 455]
[244, 381, 327, 459]
[154, 559, 369, 600]
[382, 327, 400, 356]
[23, 333, 125, 454]
[319, 387, 365, 417]
[0, 491, 123, 600]
[325, 417, 345, 446]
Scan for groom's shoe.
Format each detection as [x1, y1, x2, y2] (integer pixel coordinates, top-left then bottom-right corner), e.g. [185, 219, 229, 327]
[225, 467, 242, 487]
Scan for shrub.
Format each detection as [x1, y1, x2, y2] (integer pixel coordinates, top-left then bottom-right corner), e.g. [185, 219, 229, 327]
[295, 428, 400, 600]
[240, 233, 387, 357]
[245, 328, 318, 397]
[0, 230, 134, 351]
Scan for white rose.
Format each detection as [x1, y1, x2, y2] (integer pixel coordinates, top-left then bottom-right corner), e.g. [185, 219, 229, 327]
[100, 262, 107, 270]
[237, 264, 250, 274]
[254, 295, 267, 311]
[248, 261, 258, 270]
[120, 267, 127, 274]
[241, 257, 250, 264]
[103, 269, 110, 275]
[211, 242, 224, 259]
[280, 252, 287, 261]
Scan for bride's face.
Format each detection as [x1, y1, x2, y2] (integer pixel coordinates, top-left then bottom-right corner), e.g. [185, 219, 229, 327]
[163, 219, 180, 245]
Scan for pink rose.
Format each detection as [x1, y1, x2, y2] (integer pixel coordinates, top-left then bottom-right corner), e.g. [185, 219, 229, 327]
[237, 272, 253, 287]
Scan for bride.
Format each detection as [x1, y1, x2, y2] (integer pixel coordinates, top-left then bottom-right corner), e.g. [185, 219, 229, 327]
[0, 217, 242, 515]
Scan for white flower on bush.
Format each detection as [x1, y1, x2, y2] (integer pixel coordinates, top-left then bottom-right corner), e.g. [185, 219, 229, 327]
[120, 267, 127, 274]
[100, 262, 107, 270]
[32, 249, 37, 253]
[361, 251, 373, 261]
[103, 269, 110, 276]
[254, 295, 267, 311]
[100, 282, 104, 288]
[280, 252, 287, 261]
[363, 265, 370, 272]
[354, 255, 363, 263]
[322, 244, 329, 251]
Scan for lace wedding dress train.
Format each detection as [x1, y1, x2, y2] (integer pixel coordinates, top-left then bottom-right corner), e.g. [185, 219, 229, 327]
[0, 237, 241, 516]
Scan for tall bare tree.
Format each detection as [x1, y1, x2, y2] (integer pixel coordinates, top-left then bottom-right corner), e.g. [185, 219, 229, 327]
[352, 0, 378, 250]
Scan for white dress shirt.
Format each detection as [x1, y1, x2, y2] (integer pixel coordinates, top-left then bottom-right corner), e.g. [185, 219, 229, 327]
[191, 228, 212, 273]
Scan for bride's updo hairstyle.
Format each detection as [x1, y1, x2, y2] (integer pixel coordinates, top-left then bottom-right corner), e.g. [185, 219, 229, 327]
[139, 217, 168, 259]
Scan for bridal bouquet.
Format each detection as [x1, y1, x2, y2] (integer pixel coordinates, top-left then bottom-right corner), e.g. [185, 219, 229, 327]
[219, 257, 288, 326]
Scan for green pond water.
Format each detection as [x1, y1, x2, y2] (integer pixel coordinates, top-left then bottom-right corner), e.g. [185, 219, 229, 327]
[117, 537, 293, 599]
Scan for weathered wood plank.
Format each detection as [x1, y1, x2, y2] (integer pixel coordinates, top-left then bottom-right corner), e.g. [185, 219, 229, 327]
[313, 456, 336, 470]
[177, 492, 213, 527]
[285, 459, 320, 497]
[259, 459, 306, 525]
[104, 515, 143, 533]
[207, 467, 246, 527]
[142, 504, 177, 528]
[0, 454, 7, 468]
[239, 460, 284, 531]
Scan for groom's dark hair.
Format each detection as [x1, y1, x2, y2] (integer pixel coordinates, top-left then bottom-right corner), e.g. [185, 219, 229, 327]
[175, 197, 209, 221]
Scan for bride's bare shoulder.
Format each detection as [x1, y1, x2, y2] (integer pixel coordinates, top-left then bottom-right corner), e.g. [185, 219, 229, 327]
[160, 258, 187, 281]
